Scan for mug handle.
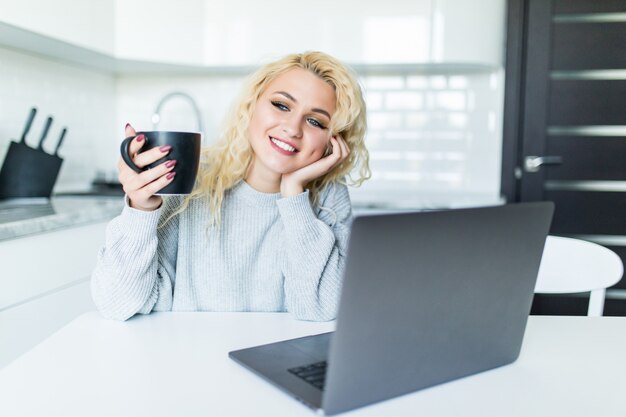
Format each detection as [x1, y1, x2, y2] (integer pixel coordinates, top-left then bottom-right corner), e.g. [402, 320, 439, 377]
[120, 136, 143, 173]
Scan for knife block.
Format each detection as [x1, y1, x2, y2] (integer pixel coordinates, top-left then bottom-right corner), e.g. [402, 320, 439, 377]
[0, 144, 64, 199]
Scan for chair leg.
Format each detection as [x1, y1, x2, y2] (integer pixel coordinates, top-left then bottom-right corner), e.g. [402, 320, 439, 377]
[588, 289, 605, 317]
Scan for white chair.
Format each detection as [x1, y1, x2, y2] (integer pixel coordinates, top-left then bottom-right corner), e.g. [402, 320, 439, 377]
[534, 236, 624, 316]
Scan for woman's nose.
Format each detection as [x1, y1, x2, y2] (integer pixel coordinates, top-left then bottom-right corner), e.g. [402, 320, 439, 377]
[281, 114, 303, 138]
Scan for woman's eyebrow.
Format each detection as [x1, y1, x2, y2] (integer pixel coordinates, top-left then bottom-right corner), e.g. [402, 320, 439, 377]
[275, 91, 296, 102]
[274, 91, 331, 119]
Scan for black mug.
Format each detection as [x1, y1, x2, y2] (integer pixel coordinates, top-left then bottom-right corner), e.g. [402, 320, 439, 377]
[120, 131, 202, 195]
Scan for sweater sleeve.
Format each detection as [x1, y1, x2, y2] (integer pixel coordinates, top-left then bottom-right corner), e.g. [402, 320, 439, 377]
[276, 182, 352, 321]
[90, 196, 181, 321]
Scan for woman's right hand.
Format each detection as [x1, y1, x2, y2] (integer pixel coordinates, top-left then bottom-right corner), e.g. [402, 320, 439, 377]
[117, 123, 177, 211]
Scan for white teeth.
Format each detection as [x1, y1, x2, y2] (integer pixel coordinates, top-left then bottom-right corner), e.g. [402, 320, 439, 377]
[270, 137, 296, 152]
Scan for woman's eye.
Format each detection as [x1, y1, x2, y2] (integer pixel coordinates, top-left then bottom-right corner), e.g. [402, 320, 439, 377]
[308, 118, 327, 129]
[271, 101, 289, 111]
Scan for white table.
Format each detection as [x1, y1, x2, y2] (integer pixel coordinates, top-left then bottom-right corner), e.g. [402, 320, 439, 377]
[1, 312, 625, 417]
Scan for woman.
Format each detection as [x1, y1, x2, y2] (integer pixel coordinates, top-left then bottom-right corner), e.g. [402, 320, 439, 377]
[91, 51, 370, 321]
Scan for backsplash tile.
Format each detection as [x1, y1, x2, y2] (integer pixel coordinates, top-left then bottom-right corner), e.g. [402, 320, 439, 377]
[0, 46, 503, 208]
[353, 70, 505, 208]
[0, 46, 115, 192]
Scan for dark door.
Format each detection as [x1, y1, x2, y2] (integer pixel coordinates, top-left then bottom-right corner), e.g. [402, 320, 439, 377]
[502, 0, 626, 315]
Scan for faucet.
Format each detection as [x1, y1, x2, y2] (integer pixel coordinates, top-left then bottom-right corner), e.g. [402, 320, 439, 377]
[151, 91, 204, 135]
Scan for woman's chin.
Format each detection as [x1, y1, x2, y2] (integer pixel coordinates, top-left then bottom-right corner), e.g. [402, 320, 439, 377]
[261, 155, 321, 176]
[265, 160, 300, 175]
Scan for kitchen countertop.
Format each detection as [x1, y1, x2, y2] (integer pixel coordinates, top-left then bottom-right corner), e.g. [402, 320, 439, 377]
[0, 192, 504, 242]
[0, 197, 420, 242]
[0, 196, 124, 241]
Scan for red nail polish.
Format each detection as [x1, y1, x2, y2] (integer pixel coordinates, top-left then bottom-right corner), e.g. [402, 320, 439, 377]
[166, 172, 176, 180]
[165, 160, 177, 168]
[159, 145, 172, 152]
[136, 134, 144, 142]
[125, 122, 131, 129]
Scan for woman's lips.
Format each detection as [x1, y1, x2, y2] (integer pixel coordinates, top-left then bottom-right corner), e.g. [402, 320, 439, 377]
[269, 136, 298, 155]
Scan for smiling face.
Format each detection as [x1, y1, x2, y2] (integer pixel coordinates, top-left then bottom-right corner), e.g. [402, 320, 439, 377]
[246, 68, 336, 190]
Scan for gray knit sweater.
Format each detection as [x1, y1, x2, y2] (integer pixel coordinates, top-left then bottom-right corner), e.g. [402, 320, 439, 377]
[90, 181, 352, 322]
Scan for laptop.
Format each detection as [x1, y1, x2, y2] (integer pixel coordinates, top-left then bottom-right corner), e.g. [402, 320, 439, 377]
[229, 202, 554, 415]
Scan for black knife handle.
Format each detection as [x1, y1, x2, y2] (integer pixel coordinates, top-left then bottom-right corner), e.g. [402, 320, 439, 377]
[21, 107, 37, 143]
[54, 128, 67, 156]
[38, 116, 53, 150]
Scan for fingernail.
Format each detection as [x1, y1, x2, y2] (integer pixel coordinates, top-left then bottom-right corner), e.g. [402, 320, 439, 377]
[125, 122, 131, 129]
[159, 145, 172, 152]
[165, 160, 177, 168]
[166, 172, 176, 180]
[136, 134, 144, 142]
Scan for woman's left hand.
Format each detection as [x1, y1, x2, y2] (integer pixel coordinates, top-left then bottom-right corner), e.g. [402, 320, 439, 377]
[280, 135, 350, 197]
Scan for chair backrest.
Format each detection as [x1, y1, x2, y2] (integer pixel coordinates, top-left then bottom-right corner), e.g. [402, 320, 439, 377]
[534, 236, 624, 316]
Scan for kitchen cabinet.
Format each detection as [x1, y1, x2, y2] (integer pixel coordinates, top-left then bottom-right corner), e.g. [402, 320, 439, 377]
[0, 0, 506, 74]
[117, 0, 505, 67]
[0, 0, 115, 55]
[0, 221, 107, 368]
[115, 0, 205, 66]
[430, 0, 505, 65]
[0, 280, 93, 369]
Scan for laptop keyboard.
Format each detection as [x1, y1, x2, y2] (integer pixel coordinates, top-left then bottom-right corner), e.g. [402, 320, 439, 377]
[288, 361, 327, 390]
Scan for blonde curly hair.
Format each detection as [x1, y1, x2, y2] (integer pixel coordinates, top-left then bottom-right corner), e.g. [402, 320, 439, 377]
[168, 51, 370, 226]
